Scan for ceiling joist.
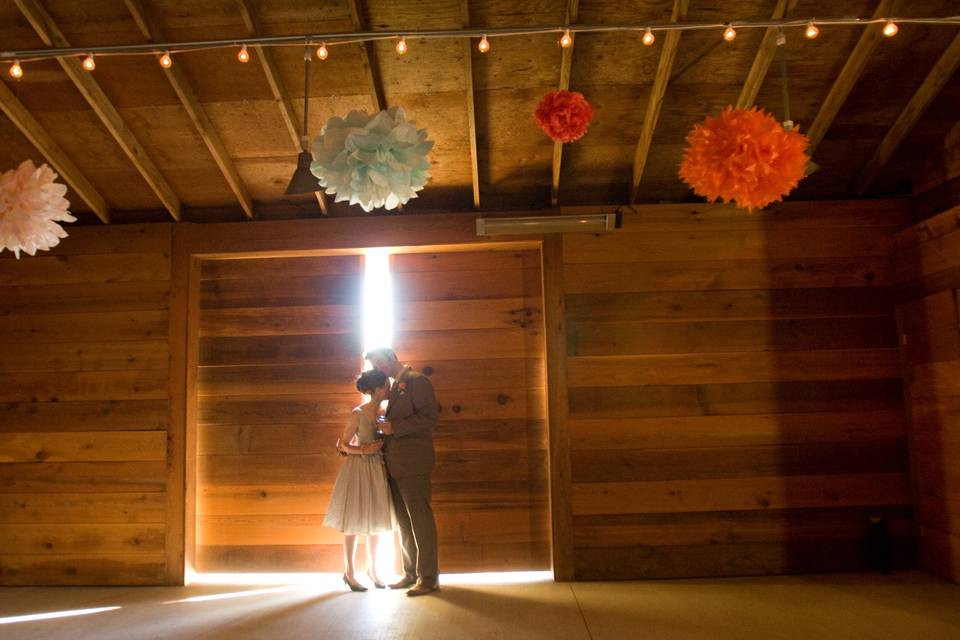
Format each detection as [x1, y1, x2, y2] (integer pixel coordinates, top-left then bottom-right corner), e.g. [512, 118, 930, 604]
[348, 0, 386, 113]
[14, 0, 182, 221]
[853, 29, 960, 196]
[123, 0, 254, 219]
[805, 0, 899, 157]
[459, 0, 481, 209]
[629, 0, 689, 204]
[550, 0, 579, 208]
[0, 80, 111, 223]
[735, 0, 800, 110]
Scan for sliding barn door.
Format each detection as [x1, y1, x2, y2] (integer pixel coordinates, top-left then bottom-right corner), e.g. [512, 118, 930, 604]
[196, 255, 363, 572]
[392, 249, 550, 572]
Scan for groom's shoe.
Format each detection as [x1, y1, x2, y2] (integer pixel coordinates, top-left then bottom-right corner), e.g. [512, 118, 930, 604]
[388, 575, 416, 590]
[406, 580, 439, 597]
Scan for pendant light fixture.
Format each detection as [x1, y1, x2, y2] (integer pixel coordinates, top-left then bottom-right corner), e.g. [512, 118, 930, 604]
[285, 44, 320, 195]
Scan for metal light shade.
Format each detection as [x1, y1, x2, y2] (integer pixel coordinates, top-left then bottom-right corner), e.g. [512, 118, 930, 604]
[285, 150, 318, 195]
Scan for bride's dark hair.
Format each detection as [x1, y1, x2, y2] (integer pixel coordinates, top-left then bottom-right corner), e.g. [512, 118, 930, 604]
[356, 369, 388, 394]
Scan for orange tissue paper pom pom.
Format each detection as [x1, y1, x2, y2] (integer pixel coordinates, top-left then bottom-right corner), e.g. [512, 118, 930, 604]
[535, 90, 595, 143]
[679, 106, 810, 211]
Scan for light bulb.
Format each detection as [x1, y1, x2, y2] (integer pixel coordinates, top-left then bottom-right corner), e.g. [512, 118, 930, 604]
[82, 54, 96, 71]
[9, 60, 22, 79]
[478, 34, 490, 53]
[396, 37, 408, 55]
[882, 20, 898, 37]
[316, 43, 328, 60]
[160, 51, 172, 68]
[723, 25, 737, 42]
[560, 29, 573, 48]
[805, 22, 819, 39]
[642, 28, 655, 46]
[237, 45, 250, 63]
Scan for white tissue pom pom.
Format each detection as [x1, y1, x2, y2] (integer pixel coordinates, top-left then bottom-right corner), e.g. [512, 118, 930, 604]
[311, 107, 433, 212]
[0, 160, 75, 259]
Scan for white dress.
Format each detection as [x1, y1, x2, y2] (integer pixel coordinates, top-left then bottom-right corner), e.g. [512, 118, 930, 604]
[323, 408, 395, 535]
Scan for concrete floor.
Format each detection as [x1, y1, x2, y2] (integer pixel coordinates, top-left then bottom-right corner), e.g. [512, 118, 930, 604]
[1, 570, 959, 639]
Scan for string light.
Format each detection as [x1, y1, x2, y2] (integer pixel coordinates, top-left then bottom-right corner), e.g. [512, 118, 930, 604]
[478, 34, 490, 53]
[237, 45, 250, 63]
[82, 54, 95, 71]
[804, 22, 819, 39]
[560, 29, 573, 48]
[882, 20, 899, 37]
[396, 36, 408, 55]
[723, 24, 737, 41]
[316, 42, 328, 60]
[159, 51, 172, 68]
[642, 28, 655, 46]
[9, 60, 22, 79]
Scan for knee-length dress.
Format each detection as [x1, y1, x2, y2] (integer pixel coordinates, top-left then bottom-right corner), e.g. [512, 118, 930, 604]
[323, 408, 395, 535]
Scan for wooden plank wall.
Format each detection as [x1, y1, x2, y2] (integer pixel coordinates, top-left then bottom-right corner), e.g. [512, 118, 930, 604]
[0, 226, 172, 585]
[195, 255, 364, 571]
[391, 249, 550, 571]
[892, 203, 960, 583]
[563, 201, 916, 579]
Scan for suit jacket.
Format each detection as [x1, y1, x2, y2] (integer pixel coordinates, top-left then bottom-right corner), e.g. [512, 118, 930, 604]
[384, 367, 438, 479]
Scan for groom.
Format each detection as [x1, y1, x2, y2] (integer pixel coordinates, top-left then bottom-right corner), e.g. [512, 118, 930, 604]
[365, 347, 440, 596]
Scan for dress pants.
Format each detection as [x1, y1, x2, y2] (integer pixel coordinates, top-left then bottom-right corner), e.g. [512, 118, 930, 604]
[388, 473, 438, 585]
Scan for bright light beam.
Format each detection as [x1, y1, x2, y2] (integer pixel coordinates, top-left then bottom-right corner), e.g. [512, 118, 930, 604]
[362, 249, 393, 362]
[0, 606, 121, 625]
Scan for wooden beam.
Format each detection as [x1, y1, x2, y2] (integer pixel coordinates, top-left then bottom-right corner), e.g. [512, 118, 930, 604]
[348, 0, 386, 113]
[122, 0, 253, 220]
[551, 0, 579, 207]
[460, 0, 481, 208]
[735, 0, 799, 110]
[0, 81, 110, 223]
[806, 0, 899, 156]
[853, 31, 960, 196]
[234, 0, 327, 215]
[14, 0, 181, 221]
[629, 0, 689, 204]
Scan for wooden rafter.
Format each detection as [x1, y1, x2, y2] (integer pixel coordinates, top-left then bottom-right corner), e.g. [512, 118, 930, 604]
[234, 0, 326, 215]
[123, 0, 254, 219]
[348, 0, 386, 113]
[14, 0, 182, 221]
[805, 0, 899, 157]
[852, 30, 960, 196]
[735, 0, 799, 110]
[459, 0, 481, 208]
[550, 0, 579, 207]
[0, 80, 111, 223]
[629, 0, 689, 204]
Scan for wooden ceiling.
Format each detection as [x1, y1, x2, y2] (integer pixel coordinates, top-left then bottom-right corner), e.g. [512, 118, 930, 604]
[1, 0, 959, 224]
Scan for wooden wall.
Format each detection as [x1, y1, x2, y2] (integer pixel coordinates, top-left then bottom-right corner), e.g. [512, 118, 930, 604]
[0, 226, 172, 585]
[892, 203, 960, 583]
[195, 255, 364, 572]
[563, 202, 916, 579]
[391, 249, 549, 571]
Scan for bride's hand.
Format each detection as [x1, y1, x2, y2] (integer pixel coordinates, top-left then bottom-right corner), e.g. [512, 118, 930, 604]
[366, 440, 383, 452]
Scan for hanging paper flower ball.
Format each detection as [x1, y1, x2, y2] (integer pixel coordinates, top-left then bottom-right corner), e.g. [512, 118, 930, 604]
[310, 107, 433, 212]
[0, 160, 75, 259]
[679, 106, 810, 211]
[535, 90, 595, 142]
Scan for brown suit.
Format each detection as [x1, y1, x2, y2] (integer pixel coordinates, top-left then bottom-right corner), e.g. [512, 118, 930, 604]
[384, 367, 439, 585]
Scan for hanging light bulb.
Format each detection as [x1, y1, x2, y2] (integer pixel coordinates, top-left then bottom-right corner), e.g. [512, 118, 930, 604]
[478, 34, 490, 53]
[642, 28, 655, 46]
[882, 20, 899, 37]
[237, 45, 250, 63]
[9, 60, 23, 79]
[82, 54, 96, 71]
[723, 24, 737, 42]
[560, 29, 573, 48]
[396, 36, 408, 55]
[316, 42, 329, 60]
[159, 51, 173, 68]
[804, 22, 820, 39]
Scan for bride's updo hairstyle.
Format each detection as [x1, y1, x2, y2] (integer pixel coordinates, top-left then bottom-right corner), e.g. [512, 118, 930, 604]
[356, 369, 388, 395]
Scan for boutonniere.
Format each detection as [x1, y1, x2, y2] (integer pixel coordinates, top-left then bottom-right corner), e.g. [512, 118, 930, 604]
[398, 382, 407, 395]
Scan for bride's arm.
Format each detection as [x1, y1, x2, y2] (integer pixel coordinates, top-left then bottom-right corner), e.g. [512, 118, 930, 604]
[336, 412, 381, 455]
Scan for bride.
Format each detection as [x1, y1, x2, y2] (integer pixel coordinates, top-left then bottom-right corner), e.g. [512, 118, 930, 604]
[323, 369, 395, 591]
